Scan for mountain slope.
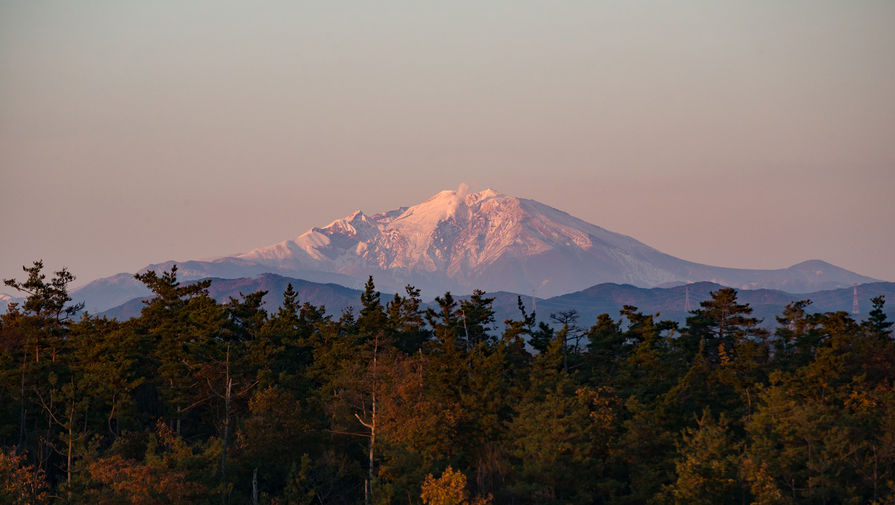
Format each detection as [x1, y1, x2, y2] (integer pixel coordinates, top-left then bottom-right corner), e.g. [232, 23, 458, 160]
[98, 274, 895, 333]
[100, 273, 365, 321]
[233, 188, 877, 297]
[73, 187, 878, 313]
[539, 281, 895, 327]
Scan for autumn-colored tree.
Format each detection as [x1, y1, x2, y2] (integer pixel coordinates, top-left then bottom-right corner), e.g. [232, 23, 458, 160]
[1, 259, 894, 504]
[421, 466, 492, 505]
[0, 448, 50, 505]
[84, 454, 207, 505]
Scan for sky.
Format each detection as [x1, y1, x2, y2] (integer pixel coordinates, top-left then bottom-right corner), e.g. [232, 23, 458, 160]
[1, 0, 894, 289]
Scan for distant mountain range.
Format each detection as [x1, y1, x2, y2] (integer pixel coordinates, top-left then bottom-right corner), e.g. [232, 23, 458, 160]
[525, 281, 895, 328]
[0, 293, 24, 313]
[96, 273, 895, 329]
[67, 187, 879, 315]
[100, 274, 363, 320]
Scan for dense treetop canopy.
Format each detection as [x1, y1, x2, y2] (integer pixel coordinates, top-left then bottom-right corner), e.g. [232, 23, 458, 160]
[1, 261, 893, 504]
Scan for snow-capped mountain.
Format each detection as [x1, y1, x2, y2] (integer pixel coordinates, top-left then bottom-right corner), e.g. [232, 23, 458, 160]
[234, 187, 877, 297]
[0, 293, 25, 313]
[72, 187, 878, 313]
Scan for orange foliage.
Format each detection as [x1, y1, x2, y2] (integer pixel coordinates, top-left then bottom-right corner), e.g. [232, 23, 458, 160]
[0, 448, 49, 505]
[85, 454, 206, 505]
[421, 466, 492, 505]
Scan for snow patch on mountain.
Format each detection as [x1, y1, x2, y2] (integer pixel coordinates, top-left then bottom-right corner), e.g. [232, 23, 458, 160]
[0, 293, 25, 314]
[72, 186, 880, 312]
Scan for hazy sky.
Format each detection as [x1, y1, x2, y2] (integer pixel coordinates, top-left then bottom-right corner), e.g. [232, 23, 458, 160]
[2, 0, 894, 288]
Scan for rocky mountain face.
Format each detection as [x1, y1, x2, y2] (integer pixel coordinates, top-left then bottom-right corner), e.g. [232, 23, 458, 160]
[233, 187, 877, 297]
[70, 187, 878, 313]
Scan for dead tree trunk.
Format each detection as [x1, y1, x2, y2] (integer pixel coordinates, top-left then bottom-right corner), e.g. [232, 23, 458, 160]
[355, 336, 379, 505]
[252, 468, 259, 505]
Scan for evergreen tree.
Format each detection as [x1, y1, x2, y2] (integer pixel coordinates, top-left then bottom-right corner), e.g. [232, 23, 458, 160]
[773, 299, 822, 371]
[458, 290, 496, 349]
[664, 409, 742, 505]
[133, 266, 226, 437]
[504, 329, 609, 502]
[2, 257, 895, 504]
[864, 295, 893, 340]
[669, 288, 769, 423]
[585, 313, 624, 384]
[2, 261, 83, 482]
[386, 285, 430, 353]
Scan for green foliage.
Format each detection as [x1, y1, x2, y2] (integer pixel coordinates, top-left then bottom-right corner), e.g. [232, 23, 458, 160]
[3, 260, 84, 322]
[282, 455, 316, 505]
[865, 295, 893, 339]
[663, 409, 741, 505]
[1, 259, 893, 504]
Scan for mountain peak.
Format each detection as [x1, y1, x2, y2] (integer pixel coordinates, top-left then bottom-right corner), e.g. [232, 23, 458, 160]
[469, 187, 501, 201]
[422, 185, 505, 205]
[227, 186, 877, 296]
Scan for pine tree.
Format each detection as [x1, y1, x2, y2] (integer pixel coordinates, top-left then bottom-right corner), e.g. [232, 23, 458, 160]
[585, 313, 624, 384]
[459, 290, 496, 349]
[664, 409, 742, 505]
[2, 261, 83, 480]
[386, 285, 430, 353]
[864, 295, 893, 340]
[670, 289, 769, 423]
[773, 299, 822, 371]
[133, 266, 225, 437]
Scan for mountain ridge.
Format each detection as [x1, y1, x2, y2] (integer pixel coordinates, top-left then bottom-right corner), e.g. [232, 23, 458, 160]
[95, 274, 895, 330]
[227, 187, 877, 296]
[68, 187, 878, 313]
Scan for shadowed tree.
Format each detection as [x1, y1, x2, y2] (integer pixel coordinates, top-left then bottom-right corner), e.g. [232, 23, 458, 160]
[773, 299, 823, 371]
[386, 285, 431, 354]
[2, 261, 83, 479]
[864, 295, 893, 340]
[664, 409, 742, 505]
[133, 266, 226, 437]
[669, 288, 769, 423]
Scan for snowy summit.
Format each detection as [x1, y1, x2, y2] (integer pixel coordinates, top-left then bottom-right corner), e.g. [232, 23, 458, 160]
[231, 186, 876, 297]
[70, 185, 879, 313]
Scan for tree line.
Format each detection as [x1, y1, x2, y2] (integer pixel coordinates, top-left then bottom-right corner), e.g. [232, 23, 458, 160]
[1, 260, 893, 504]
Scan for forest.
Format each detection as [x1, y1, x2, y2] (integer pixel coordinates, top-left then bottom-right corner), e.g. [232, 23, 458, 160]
[1, 260, 893, 505]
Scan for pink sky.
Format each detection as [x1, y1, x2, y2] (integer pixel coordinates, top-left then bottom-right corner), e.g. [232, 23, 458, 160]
[1, 1, 893, 287]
